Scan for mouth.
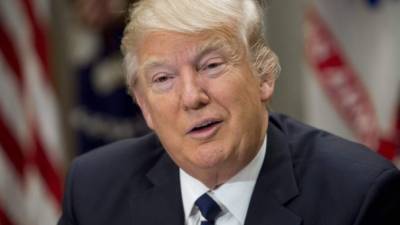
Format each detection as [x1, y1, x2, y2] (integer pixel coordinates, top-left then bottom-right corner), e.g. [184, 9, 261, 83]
[187, 119, 223, 139]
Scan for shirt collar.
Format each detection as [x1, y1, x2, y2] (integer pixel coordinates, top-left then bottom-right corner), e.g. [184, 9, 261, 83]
[180, 135, 267, 224]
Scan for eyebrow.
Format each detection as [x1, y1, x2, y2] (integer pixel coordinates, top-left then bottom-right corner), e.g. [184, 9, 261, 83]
[138, 37, 236, 75]
[138, 56, 173, 81]
[195, 39, 231, 62]
[195, 36, 241, 67]
[139, 57, 169, 77]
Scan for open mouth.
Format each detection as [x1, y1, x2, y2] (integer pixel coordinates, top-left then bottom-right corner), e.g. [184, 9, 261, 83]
[187, 119, 223, 139]
[190, 120, 222, 133]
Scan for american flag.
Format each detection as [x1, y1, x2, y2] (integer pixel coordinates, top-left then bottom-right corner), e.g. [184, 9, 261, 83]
[0, 0, 64, 225]
[304, 0, 400, 165]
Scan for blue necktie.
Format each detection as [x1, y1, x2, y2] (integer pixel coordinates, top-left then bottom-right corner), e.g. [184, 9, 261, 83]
[195, 193, 221, 225]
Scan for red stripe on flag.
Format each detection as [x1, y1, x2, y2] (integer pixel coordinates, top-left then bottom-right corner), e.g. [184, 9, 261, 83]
[13, 0, 64, 205]
[1, 0, 63, 223]
[0, 24, 24, 87]
[0, 204, 15, 225]
[305, 8, 380, 149]
[20, 0, 53, 86]
[395, 103, 400, 145]
[378, 139, 396, 160]
[31, 128, 63, 205]
[0, 115, 25, 177]
[378, 102, 400, 159]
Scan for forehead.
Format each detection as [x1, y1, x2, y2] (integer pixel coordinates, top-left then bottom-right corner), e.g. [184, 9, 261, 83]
[137, 31, 211, 64]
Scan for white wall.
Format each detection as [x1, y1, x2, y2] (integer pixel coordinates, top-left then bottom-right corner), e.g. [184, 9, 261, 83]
[265, 0, 310, 120]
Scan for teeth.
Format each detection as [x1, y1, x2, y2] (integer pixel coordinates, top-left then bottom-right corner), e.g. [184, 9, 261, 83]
[197, 121, 213, 128]
[193, 120, 217, 130]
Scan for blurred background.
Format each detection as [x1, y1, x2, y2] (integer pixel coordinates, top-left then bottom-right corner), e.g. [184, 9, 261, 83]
[0, 0, 399, 224]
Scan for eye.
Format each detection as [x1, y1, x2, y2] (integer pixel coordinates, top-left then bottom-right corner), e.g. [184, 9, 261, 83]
[151, 72, 175, 92]
[199, 57, 226, 76]
[206, 62, 222, 69]
[153, 73, 172, 83]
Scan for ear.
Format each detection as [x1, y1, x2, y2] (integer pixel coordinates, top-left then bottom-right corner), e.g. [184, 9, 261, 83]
[133, 90, 155, 130]
[259, 76, 275, 103]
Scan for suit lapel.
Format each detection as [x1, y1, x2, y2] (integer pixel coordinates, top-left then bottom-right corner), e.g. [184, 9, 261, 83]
[244, 122, 302, 225]
[130, 151, 184, 225]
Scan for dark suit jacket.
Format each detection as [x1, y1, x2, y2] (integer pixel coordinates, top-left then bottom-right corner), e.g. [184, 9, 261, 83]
[58, 113, 400, 225]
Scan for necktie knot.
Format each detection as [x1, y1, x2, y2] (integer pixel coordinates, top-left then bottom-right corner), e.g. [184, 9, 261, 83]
[195, 193, 221, 224]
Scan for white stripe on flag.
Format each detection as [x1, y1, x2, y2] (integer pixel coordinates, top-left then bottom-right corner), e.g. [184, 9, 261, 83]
[0, 0, 65, 166]
[25, 168, 61, 225]
[0, 0, 64, 224]
[0, 148, 29, 225]
[0, 54, 29, 149]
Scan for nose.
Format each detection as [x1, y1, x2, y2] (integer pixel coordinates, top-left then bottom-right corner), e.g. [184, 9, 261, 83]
[181, 68, 210, 110]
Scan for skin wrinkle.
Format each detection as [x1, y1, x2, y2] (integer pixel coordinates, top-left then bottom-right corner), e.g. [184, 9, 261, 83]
[133, 31, 273, 188]
[121, 0, 281, 104]
[128, 26, 244, 87]
[137, 31, 243, 92]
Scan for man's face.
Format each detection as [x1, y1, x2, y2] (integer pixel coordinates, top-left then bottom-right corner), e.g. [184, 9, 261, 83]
[133, 31, 274, 184]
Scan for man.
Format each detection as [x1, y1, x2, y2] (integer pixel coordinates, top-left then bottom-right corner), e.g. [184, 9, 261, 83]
[58, 0, 400, 225]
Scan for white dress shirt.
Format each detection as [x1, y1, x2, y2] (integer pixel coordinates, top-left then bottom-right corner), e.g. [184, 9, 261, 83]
[180, 135, 267, 225]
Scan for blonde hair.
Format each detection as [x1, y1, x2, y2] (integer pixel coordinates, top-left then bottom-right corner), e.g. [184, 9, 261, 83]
[121, 0, 280, 89]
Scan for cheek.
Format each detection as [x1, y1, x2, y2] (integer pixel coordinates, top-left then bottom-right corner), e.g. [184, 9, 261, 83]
[151, 104, 172, 127]
[147, 94, 181, 130]
[209, 73, 242, 100]
[211, 76, 260, 111]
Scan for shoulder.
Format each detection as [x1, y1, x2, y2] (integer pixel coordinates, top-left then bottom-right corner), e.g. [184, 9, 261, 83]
[73, 132, 163, 169]
[269, 112, 395, 173]
[269, 113, 399, 198]
[67, 132, 164, 192]
[269, 113, 400, 224]
[59, 133, 167, 224]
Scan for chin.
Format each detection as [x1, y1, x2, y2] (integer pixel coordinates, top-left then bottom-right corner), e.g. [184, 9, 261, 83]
[191, 145, 227, 169]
